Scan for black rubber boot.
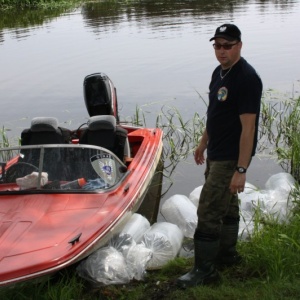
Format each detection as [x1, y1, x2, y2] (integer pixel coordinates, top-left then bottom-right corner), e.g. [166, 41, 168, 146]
[177, 238, 220, 288]
[216, 219, 242, 268]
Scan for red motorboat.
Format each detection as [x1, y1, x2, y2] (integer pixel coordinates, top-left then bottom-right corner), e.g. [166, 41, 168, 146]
[0, 73, 163, 286]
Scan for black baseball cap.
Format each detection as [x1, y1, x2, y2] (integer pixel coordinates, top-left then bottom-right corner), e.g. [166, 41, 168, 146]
[209, 24, 241, 42]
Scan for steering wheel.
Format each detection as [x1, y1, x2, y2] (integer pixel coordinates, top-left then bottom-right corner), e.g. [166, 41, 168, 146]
[5, 162, 39, 183]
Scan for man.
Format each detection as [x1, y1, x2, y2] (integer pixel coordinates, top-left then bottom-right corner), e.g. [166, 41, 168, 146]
[177, 24, 263, 288]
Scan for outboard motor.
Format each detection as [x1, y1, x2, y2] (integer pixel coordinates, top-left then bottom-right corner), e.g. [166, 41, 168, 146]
[83, 73, 119, 122]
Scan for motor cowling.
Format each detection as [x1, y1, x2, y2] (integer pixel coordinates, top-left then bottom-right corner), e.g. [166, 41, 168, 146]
[83, 72, 119, 122]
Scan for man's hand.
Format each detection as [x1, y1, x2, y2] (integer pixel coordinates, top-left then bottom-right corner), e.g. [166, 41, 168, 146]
[194, 145, 206, 165]
[229, 172, 246, 194]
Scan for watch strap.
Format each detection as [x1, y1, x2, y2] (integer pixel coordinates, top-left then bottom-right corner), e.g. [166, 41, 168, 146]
[236, 166, 247, 173]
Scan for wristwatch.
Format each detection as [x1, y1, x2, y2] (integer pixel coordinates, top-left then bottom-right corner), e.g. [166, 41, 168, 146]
[236, 166, 247, 173]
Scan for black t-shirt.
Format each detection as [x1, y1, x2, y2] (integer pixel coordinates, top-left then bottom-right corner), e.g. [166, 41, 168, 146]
[206, 57, 263, 161]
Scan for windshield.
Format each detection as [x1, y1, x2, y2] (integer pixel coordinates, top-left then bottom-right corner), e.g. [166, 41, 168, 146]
[0, 145, 127, 193]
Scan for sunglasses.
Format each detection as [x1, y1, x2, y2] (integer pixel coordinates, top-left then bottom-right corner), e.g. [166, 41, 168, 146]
[213, 42, 239, 50]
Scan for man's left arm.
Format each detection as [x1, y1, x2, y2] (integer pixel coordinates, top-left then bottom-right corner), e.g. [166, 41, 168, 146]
[229, 113, 257, 194]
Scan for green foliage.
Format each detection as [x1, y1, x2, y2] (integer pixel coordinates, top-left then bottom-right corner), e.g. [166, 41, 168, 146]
[241, 214, 300, 282]
[0, 0, 83, 31]
[0, 126, 9, 148]
[260, 94, 300, 182]
[0, 0, 82, 10]
[127, 103, 206, 195]
[0, 127, 15, 162]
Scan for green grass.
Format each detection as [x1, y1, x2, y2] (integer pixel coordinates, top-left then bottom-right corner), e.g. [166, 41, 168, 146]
[1, 224, 300, 300]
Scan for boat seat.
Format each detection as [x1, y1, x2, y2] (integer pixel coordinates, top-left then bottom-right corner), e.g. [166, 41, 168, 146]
[21, 117, 68, 146]
[17, 117, 71, 181]
[79, 115, 128, 161]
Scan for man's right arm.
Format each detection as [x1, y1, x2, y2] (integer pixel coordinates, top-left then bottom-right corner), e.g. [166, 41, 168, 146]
[194, 128, 208, 165]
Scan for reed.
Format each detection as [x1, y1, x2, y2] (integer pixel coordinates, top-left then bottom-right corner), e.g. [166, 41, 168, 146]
[0, 127, 14, 162]
[127, 97, 300, 195]
[260, 94, 300, 182]
[0, 127, 9, 148]
[125, 104, 206, 195]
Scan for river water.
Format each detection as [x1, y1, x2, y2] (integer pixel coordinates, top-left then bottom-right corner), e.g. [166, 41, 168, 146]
[0, 0, 299, 198]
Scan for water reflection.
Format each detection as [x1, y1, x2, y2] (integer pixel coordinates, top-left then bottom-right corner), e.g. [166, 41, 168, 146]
[81, 0, 297, 34]
[0, 8, 66, 42]
[0, 0, 298, 41]
[0, 8, 63, 29]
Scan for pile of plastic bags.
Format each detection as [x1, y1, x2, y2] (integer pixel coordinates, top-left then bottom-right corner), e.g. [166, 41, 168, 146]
[77, 172, 296, 285]
[77, 214, 183, 285]
[161, 172, 296, 240]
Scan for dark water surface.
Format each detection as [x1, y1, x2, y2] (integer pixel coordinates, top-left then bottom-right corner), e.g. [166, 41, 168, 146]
[0, 0, 299, 197]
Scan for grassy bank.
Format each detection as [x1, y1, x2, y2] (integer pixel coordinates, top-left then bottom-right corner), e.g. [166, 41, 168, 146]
[1, 95, 300, 299]
[1, 206, 300, 299]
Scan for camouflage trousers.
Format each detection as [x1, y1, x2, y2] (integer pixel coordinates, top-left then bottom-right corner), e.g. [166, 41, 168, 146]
[195, 159, 240, 238]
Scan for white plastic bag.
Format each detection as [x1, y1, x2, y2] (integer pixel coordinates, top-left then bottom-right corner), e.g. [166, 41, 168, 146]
[76, 246, 131, 285]
[239, 182, 260, 213]
[142, 222, 183, 269]
[16, 171, 48, 190]
[238, 173, 296, 239]
[109, 233, 135, 258]
[125, 243, 153, 280]
[189, 186, 203, 207]
[257, 189, 293, 222]
[121, 213, 150, 243]
[265, 172, 295, 195]
[161, 194, 197, 238]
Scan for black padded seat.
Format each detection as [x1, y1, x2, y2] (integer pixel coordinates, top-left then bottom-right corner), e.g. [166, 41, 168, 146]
[18, 117, 70, 181]
[79, 115, 127, 161]
[21, 117, 66, 145]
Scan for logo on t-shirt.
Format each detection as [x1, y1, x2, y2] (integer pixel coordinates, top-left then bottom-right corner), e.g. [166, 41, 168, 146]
[217, 87, 228, 101]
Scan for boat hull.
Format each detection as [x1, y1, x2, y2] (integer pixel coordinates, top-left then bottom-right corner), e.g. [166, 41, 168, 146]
[0, 127, 163, 286]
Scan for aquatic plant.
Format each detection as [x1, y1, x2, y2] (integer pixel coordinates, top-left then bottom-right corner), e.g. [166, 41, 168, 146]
[260, 91, 300, 182]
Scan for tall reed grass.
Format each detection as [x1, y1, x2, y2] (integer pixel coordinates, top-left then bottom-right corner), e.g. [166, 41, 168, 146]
[0, 127, 9, 148]
[127, 94, 300, 195]
[0, 127, 14, 162]
[260, 94, 300, 182]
